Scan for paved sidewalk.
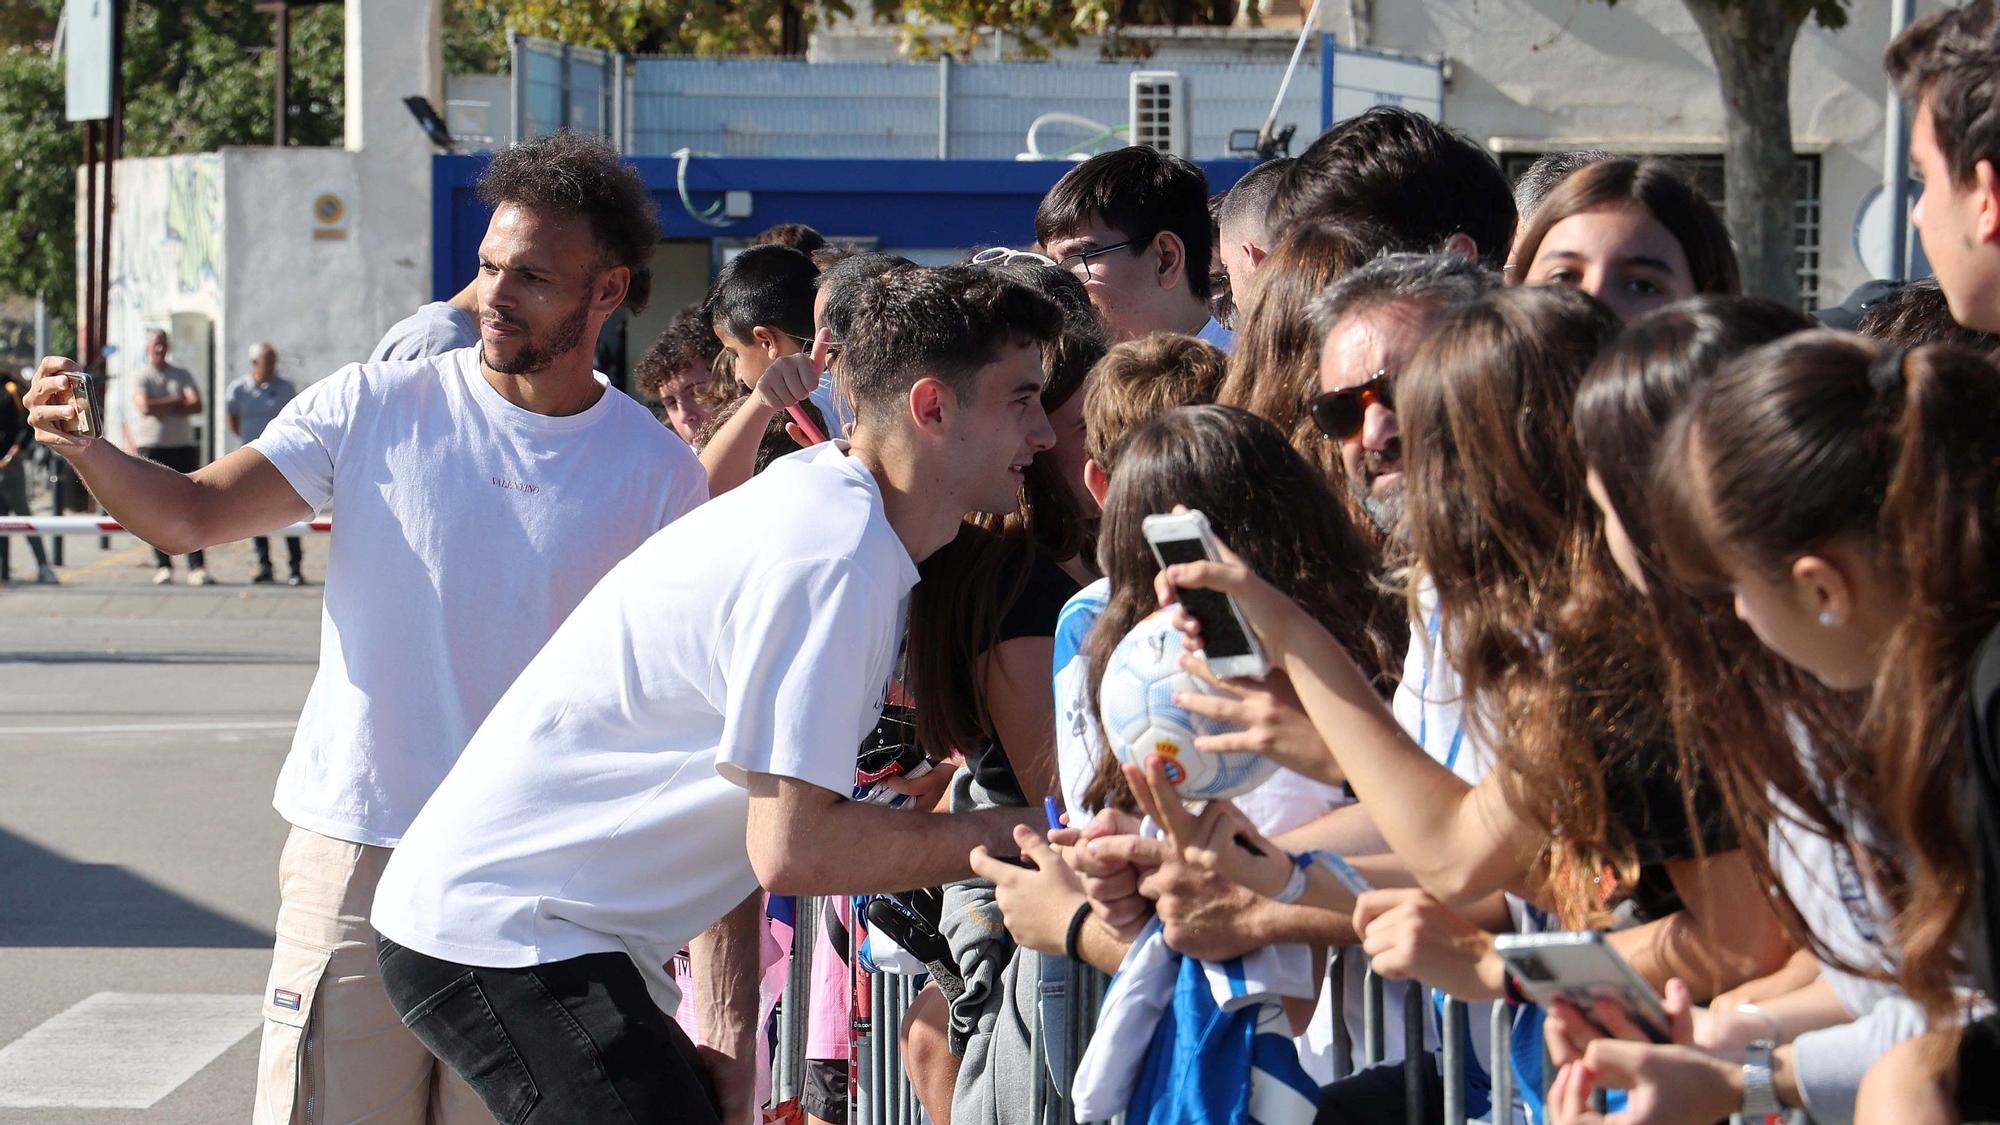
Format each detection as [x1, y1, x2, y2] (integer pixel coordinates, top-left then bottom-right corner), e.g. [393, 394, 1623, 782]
[0, 543, 323, 1121]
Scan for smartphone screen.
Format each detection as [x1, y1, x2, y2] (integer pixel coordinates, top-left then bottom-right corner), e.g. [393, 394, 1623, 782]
[1153, 536, 1257, 662]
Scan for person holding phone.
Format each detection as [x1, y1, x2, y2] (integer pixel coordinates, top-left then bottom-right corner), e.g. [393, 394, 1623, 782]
[24, 131, 704, 1125]
[366, 266, 1061, 1123]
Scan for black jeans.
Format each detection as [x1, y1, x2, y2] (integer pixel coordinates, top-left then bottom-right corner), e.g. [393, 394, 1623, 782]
[137, 444, 206, 569]
[377, 938, 721, 1125]
[252, 535, 302, 571]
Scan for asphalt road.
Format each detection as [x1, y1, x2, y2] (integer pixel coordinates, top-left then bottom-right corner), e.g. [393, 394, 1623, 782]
[0, 532, 327, 1121]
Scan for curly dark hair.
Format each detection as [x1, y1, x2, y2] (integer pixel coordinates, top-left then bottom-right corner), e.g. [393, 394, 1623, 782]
[633, 306, 719, 402]
[476, 130, 662, 314]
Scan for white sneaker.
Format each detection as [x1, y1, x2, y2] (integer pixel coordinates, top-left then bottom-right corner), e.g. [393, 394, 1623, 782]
[35, 564, 57, 584]
[186, 568, 216, 587]
[152, 566, 174, 585]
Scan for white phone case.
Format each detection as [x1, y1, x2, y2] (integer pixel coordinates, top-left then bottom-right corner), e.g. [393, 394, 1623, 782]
[1140, 509, 1270, 681]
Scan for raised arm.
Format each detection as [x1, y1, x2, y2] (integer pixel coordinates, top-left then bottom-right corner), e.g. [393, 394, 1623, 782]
[27, 357, 310, 552]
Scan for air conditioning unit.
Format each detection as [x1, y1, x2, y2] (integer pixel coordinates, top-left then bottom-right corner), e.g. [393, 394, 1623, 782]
[1129, 71, 1188, 157]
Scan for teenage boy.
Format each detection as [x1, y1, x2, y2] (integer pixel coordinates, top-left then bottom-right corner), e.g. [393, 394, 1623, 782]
[1888, 0, 2000, 334]
[26, 129, 702, 1125]
[1036, 146, 1233, 349]
[370, 266, 1060, 1122]
[1212, 157, 1293, 302]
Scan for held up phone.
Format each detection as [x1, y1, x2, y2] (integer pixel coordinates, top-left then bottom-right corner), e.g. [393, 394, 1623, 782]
[65, 371, 103, 440]
[1142, 509, 1269, 680]
[1493, 931, 1673, 1043]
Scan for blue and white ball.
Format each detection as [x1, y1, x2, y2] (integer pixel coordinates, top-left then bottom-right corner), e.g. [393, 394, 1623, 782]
[1098, 608, 1279, 801]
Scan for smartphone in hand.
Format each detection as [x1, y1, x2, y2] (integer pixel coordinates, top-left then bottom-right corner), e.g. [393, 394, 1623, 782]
[1493, 931, 1673, 1043]
[1141, 509, 1269, 680]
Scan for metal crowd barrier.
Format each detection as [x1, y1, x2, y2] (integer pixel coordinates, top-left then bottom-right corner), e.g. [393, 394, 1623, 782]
[763, 894, 1561, 1125]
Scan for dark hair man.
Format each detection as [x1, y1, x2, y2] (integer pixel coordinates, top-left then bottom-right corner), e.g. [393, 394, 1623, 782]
[370, 267, 1060, 1122]
[1887, 0, 2000, 333]
[26, 128, 704, 1125]
[132, 328, 212, 585]
[1270, 106, 1518, 271]
[1213, 156, 1293, 300]
[1035, 146, 1232, 349]
[753, 221, 829, 256]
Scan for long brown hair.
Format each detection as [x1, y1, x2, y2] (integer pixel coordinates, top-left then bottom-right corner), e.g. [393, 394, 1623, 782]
[1510, 158, 1741, 298]
[1216, 219, 1386, 480]
[1575, 298, 1878, 971]
[1080, 405, 1404, 812]
[1661, 331, 2000, 1024]
[905, 262, 1105, 761]
[1399, 285, 1644, 923]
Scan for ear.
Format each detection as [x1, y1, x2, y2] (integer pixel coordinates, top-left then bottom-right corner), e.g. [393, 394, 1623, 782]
[1083, 459, 1110, 508]
[1790, 555, 1855, 627]
[907, 376, 951, 435]
[1439, 232, 1480, 263]
[1150, 229, 1189, 292]
[750, 326, 786, 360]
[591, 264, 630, 316]
[1973, 159, 2000, 247]
[1244, 241, 1267, 269]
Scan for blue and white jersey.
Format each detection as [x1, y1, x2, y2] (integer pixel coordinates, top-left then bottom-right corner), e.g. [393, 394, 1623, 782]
[1052, 578, 1112, 821]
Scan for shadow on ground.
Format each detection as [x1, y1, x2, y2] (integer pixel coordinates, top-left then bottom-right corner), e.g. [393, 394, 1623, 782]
[0, 828, 268, 948]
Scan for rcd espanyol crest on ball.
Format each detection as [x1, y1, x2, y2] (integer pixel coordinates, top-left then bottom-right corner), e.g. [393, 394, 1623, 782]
[1098, 608, 1279, 801]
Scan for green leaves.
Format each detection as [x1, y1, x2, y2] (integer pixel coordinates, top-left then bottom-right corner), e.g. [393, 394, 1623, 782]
[0, 0, 343, 354]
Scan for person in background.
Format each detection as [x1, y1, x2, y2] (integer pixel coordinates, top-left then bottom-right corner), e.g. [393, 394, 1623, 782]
[1269, 105, 1517, 271]
[634, 307, 722, 446]
[1509, 157, 1740, 323]
[132, 328, 211, 586]
[1212, 156, 1294, 304]
[0, 366, 54, 584]
[1035, 146, 1232, 349]
[225, 343, 305, 586]
[754, 222, 828, 257]
[1506, 148, 1612, 270]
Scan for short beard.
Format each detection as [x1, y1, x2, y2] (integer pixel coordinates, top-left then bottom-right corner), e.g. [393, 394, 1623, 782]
[1349, 474, 1405, 539]
[482, 298, 591, 376]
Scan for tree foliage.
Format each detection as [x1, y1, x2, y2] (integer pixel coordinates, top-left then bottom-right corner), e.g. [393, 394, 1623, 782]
[0, 0, 342, 354]
[445, 0, 1236, 66]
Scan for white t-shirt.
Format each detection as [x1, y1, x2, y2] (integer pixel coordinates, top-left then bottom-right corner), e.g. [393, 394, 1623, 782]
[371, 442, 919, 1014]
[250, 347, 705, 846]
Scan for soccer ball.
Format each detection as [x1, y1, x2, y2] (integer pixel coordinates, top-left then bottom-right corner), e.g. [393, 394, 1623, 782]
[1098, 608, 1279, 801]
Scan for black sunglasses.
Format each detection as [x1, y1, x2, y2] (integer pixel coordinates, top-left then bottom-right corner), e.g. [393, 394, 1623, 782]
[1307, 370, 1393, 441]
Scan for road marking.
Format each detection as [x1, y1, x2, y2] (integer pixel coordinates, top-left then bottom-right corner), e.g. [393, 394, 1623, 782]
[0, 992, 261, 1108]
[0, 720, 296, 736]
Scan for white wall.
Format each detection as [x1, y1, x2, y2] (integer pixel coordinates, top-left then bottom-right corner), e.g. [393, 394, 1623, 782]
[94, 153, 226, 452]
[1364, 0, 1941, 304]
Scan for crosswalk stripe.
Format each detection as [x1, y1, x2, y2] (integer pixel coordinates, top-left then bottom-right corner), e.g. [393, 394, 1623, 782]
[0, 992, 262, 1108]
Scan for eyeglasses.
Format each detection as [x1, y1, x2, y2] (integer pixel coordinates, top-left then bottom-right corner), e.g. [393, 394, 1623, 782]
[778, 330, 843, 359]
[970, 247, 1058, 267]
[1053, 239, 1137, 277]
[1307, 370, 1393, 441]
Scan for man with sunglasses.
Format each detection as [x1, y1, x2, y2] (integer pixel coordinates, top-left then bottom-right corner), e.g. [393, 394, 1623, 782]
[1305, 253, 1496, 534]
[1034, 146, 1233, 349]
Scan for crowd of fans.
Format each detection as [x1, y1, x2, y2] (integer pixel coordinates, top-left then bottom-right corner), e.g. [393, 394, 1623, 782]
[23, 3, 2000, 1124]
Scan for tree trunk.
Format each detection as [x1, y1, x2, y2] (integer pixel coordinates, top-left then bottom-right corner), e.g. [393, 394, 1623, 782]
[1682, 0, 1808, 306]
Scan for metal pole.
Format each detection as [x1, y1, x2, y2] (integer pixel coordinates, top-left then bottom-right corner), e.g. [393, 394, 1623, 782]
[510, 34, 526, 143]
[1441, 999, 1466, 1125]
[1402, 986, 1425, 1125]
[936, 55, 951, 160]
[273, 2, 289, 146]
[1488, 1003, 1513, 1125]
[1363, 967, 1384, 1065]
[1883, 0, 1917, 281]
[1329, 948, 1352, 1079]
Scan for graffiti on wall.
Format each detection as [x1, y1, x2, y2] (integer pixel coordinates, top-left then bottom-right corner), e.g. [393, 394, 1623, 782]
[163, 157, 222, 295]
